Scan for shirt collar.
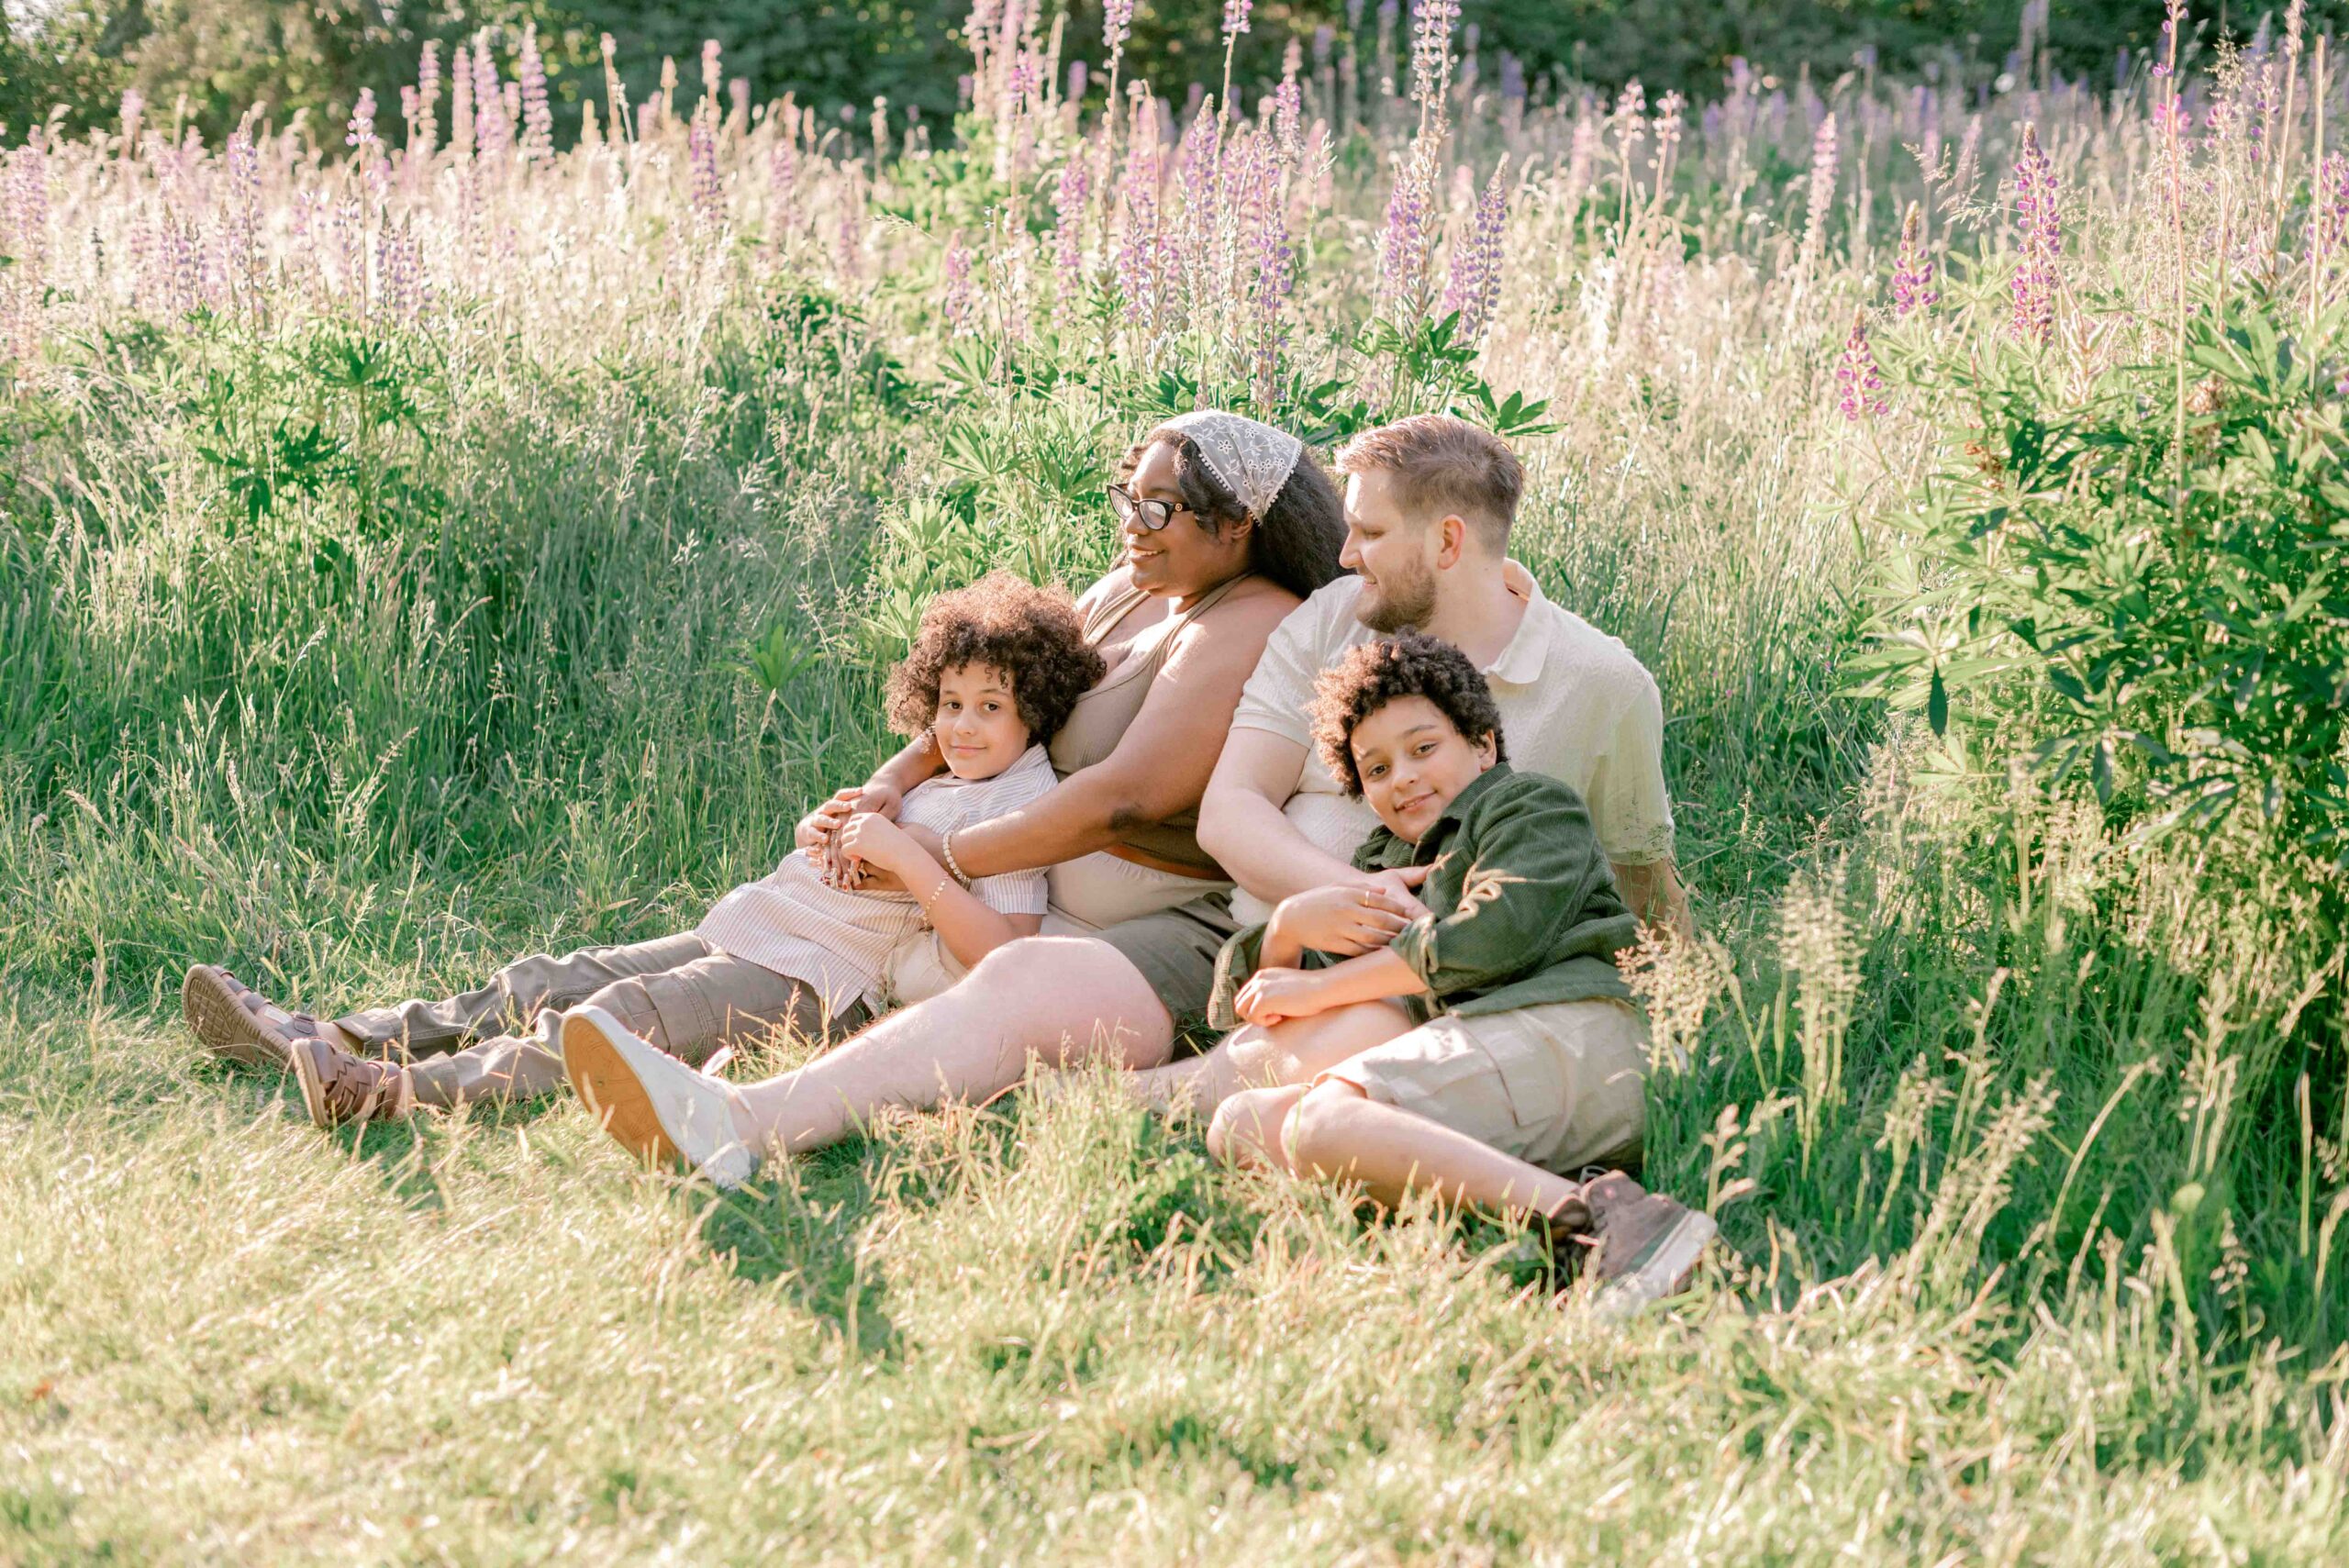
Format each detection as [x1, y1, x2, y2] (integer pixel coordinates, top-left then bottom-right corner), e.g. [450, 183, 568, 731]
[1486, 562, 1553, 687]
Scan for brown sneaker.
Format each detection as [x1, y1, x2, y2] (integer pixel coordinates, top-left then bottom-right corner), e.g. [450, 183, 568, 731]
[183, 965, 328, 1070]
[288, 1036, 412, 1128]
[1571, 1171, 1717, 1318]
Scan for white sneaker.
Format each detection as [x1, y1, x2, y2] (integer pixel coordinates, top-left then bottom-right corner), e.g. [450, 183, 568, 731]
[561, 1005, 760, 1190]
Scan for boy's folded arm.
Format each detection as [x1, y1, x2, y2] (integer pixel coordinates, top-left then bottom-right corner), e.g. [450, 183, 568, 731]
[1391, 793, 1617, 997]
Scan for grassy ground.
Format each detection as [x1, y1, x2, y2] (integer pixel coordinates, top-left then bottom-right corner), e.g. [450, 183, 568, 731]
[7, 25, 2349, 1563]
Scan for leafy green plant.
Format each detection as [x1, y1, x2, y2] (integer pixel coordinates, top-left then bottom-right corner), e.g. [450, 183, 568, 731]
[1860, 291, 2349, 887]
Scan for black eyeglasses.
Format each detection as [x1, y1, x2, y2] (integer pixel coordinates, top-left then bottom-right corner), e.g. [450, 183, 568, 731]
[1106, 484, 1185, 532]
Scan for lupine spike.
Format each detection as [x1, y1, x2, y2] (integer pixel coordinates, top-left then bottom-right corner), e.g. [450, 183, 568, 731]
[1836, 312, 1887, 419]
[1892, 202, 1939, 316]
[2009, 121, 2060, 344]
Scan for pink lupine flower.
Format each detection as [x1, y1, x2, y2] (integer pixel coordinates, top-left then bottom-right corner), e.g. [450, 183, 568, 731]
[415, 43, 440, 155]
[119, 89, 146, 150]
[519, 27, 554, 161]
[1836, 313, 1887, 420]
[1891, 202, 1938, 317]
[1222, 0, 1252, 38]
[2009, 122, 2060, 345]
[472, 41, 508, 163]
[1441, 161, 1508, 340]
[942, 233, 977, 333]
[702, 39, 723, 100]
[451, 45, 476, 159]
[690, 106, 723, 228]
[1103, 0, 1134, 56]
[1801, 111, 1838, 272]
[1053, 157, 1090, 288]
[1410, 0, 1461, 110]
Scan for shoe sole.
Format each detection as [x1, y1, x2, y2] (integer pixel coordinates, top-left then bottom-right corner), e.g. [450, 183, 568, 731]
[286, 1041, 335, 1129]
[1594, 1210, 1719, 1321]
[183, 965, 292, 1069]
[562, 1010, 684, 1171]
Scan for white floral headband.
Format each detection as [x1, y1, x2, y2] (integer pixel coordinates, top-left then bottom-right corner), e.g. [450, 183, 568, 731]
[1161, 410, 1306, 522]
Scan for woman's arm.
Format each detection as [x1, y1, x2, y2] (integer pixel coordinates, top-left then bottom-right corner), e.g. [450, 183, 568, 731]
[937, 585, 1300, 878]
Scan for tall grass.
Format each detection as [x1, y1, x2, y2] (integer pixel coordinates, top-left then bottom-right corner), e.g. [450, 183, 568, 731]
[4, 11, 2347, 1559]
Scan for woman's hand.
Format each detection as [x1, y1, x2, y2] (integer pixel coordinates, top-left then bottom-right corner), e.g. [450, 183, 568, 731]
[1233, 967, 1337, 1029]
[1270, 867, 1434, 958]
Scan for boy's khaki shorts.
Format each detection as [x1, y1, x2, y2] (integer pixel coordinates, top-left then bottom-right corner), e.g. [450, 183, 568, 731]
[1319, 997, 1653, 1176]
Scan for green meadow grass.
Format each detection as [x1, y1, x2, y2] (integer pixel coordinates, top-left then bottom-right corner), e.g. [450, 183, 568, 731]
[6, 39, 2349, 1562]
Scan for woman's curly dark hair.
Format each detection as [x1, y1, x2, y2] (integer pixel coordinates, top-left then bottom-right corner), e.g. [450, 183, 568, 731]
[1308, 632, 1508, 796]
[884, 572, 1107, 746]
[1115, 425, 1348, 598]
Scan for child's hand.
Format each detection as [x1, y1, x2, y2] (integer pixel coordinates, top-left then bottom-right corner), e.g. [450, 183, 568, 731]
[1270, 868, 1433, 958]
[835, 812, 918, 881]
[1233, 967, 1333, 1029]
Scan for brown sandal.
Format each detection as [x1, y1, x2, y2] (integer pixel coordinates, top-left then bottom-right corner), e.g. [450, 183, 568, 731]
[181, 964, 327, 1069]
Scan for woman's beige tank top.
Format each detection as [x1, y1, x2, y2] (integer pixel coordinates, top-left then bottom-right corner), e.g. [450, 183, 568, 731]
[1047, 573, 1252, 876]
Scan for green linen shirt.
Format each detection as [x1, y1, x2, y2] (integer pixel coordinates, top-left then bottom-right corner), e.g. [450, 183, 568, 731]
[1207, 762, 1641, 1031]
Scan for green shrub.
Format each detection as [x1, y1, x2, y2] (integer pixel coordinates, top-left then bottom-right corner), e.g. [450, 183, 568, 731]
[1864, 291, 2349, 917]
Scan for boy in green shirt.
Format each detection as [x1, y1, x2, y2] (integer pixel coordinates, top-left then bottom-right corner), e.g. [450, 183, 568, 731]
[1205, 633, 1714, 1307]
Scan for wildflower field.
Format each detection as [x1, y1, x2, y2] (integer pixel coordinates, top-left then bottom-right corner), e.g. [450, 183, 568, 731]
[6, 3, 2349, 1560]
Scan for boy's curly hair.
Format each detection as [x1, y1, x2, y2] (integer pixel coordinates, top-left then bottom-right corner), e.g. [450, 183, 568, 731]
[885, 572, 1106, 746]
[1308, 632, 1508, 795]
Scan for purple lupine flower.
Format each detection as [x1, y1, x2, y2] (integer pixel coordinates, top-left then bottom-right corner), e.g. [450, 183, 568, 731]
[942, 232, 977, 333]
[1314, 26, 1334, 67]
[1103, 0, 1134, 56]
[1374, 138, 1437, 323]
[1275, 51, 1304, 157]
[1053, 156, 1090, 287]
[768, 115, 801, 243]
[221, 123, 262, 306]
[1891, 202, 1938, 317]
[1222, 0, 1252, 38]
[2315, 152, 2349, 260]
[1410, 0, 1461, 109]
[450, 45, 475, 158]
[1441, 161, 1508, 339]
[1245, 135, 1294, 406]
[348, 88, 381, 153]
[1068, 60, 1089, 103]
[835, 164, 865, 280]
[519, 27, 553, 161]
[377, 221, 425, 320]
[2009, 121, 2059, 344]
[690, 105, 723, 228]
[472, 40, 508, 163]
[1836, 313, 1887, 419]
[1116, 110, 1165, 334]
[1172, 106, 1223, 316]
[1801, 111, 1838, 272]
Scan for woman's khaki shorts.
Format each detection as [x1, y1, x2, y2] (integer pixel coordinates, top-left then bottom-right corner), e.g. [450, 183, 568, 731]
[1319, 997, 1652, 1176]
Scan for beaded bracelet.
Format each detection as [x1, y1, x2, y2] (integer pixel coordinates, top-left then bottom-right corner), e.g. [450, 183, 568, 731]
[941, 828, 974, 889]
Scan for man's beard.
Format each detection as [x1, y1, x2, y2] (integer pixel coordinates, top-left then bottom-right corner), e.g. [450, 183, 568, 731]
[1356, 559, 1439, 633]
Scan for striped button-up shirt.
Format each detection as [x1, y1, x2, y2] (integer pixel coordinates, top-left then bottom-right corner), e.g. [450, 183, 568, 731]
[698, 745, 1055, 1015]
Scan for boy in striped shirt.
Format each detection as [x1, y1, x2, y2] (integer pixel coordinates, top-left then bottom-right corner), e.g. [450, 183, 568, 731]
[184, 573, 1102, 1127]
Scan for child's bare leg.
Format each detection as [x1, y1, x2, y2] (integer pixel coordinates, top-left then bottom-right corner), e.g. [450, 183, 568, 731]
[1280, 1081, 1589, 1226]
[1204, 1084, 1310, 1171]
[1116, 1001, 1414, 1117]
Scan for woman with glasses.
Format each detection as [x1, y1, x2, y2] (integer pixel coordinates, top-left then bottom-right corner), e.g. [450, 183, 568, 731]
[558, 412, 1353, 1177]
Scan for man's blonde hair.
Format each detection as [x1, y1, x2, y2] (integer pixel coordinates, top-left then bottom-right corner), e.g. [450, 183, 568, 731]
[1334, 414, 1524, 549]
